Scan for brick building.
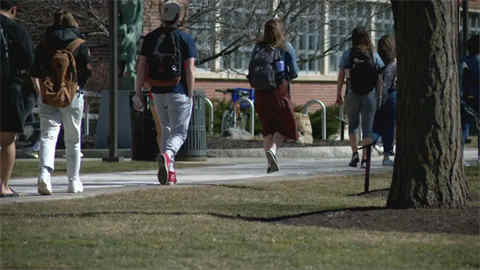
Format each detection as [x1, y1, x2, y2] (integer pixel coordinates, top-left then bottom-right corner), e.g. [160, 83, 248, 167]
[16, 0, 480, 109]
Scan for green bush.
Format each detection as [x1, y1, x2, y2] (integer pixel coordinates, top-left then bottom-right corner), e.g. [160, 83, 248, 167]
[308, 105, 341, 140]
[207, 98, 263, 136]
[207, 99, 341, 139]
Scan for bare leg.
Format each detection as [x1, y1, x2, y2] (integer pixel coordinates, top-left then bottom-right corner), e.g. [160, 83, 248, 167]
[272, 132, 285, 153]
[0, 132, 16, 195]
[263, 134, 273, 152]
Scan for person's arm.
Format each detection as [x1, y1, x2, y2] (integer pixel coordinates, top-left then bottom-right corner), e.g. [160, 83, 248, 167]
[135, 56, 147, 97]
[77, 44, 92, 89]
[15, 24, 34, 71]
[336, 68, 345, 105]
[285, 42, 299, 80]
[184, 58, 195, 98]
[336, 50, 351, 105]
[375, 53, 385, 105]
[31, 77, 41, 95]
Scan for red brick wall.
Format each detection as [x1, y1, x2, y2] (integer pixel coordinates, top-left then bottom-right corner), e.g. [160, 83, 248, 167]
[197, 79, 338, 109]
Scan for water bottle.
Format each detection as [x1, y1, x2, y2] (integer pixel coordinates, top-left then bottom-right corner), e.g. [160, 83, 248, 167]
[275, 60, 285, 72]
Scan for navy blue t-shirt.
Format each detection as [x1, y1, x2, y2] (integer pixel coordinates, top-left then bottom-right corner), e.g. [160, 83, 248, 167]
[141, 28, 197, 95]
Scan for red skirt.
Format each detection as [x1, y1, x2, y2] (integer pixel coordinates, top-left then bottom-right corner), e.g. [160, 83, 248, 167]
[254, 80, 298, 140]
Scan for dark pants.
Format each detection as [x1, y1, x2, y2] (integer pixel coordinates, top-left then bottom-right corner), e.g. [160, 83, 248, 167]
[381, 91, 396, 155]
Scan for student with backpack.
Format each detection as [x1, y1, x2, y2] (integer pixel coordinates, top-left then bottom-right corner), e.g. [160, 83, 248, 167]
[248, 18, 298, 174]
[30, 10, 92, 195]
[460, 34, 479, 147]
[134, 1, 196, 185]
[0, 0, 33, 197]
[336, 26, 384, 168]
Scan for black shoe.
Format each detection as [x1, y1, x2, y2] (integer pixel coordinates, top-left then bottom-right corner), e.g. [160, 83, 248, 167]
[360, 159, 367, 168]
[349, 152, 359, 167]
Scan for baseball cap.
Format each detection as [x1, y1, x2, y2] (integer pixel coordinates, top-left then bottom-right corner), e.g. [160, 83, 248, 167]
[162, 1, 181, 25]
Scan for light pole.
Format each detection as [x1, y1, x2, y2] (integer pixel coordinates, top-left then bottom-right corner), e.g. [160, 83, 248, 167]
[104, 0, 120, 162]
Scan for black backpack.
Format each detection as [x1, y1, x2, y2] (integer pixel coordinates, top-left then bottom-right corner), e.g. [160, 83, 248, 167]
[147, 28, 182, 88]
[0, 22, 9, 88]
[349, 47, 378, 95]
[248, 44, 281, 91]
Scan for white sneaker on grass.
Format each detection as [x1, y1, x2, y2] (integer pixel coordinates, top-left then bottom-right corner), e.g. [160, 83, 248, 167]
[38, 170, 52, 195]
[67, 179, 84, 193]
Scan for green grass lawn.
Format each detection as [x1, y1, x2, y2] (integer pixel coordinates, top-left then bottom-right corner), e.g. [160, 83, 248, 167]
[1, 166, 479, 270]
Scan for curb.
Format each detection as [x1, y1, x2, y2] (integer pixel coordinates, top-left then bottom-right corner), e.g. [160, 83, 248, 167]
[207, 146, 355, 159]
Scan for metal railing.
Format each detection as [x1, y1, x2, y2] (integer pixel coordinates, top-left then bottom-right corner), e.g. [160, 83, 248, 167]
[303, 99, 327, 140]
[202, 97, 214, 135]
[233, 97, 255, 136]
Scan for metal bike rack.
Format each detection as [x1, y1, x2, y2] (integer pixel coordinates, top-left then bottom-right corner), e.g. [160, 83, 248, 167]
[303, 99, 327, 140]
[202, 97, 214, 135]
[233, 97, 255, 136]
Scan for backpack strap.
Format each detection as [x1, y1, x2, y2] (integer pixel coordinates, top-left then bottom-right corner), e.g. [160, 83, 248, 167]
[65, 38, 85, 53]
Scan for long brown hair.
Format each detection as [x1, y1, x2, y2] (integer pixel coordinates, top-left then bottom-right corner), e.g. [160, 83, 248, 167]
[378, 34, 396, 65]
[351, 26, 373, 52]
[262, 18, 286, 49]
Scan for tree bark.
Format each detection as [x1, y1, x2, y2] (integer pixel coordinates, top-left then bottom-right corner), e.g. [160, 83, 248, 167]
[387, 0, 470, 208]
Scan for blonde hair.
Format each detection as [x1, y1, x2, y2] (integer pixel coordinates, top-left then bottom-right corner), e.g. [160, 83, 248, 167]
[54, 9, 79, 28]
[378, 35, 396, 64]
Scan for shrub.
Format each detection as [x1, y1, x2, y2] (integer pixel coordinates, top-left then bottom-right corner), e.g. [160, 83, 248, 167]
[207, 98, 263, 136]
[308, 105, 341, 140]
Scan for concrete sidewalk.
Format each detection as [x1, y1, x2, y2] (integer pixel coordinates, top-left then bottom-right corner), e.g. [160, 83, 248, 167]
[2, 148, 478, 204]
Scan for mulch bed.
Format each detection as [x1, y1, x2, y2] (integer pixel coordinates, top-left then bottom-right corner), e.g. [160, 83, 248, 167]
[278, 190, 480, 235]
[209, 136, 479, 235]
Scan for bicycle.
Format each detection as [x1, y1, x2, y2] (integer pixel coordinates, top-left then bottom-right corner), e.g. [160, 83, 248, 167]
[215, 88, 255, 135]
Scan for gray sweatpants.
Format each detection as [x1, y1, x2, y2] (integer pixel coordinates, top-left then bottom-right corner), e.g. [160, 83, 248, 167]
[345, 90, 377, 139]
[152, 93, 193, 158]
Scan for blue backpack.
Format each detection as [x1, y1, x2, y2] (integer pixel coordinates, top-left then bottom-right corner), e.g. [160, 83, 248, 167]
[0, 22, 9, 88]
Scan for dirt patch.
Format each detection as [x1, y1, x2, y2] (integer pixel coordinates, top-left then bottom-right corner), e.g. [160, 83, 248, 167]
[278, 205, 479, 235]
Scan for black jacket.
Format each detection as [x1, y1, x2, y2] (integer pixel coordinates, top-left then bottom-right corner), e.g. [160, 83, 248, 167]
[31, 26, 91, 88]
[0, 14, 33, 82]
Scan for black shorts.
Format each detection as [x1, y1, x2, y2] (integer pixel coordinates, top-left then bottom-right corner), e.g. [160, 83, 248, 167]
[0, 82, 25, 133]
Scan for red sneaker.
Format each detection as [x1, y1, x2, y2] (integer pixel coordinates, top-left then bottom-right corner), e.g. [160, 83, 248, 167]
[168, 171, 177, 185]
[157, 153, 170, 185]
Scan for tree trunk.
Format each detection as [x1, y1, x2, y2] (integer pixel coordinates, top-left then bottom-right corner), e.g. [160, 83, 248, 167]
[387, 0, 470, 208]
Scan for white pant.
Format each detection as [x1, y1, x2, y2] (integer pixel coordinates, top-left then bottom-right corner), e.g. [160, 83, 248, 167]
[39, 92, 84, 180]
[152, 93, 192, 159]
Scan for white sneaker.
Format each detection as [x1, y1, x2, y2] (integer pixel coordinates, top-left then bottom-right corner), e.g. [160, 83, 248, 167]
[67, 179, 84, 193]
[38, 170, 52, 195]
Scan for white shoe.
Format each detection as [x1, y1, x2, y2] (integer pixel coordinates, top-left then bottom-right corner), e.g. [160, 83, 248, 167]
[67, 179, 84, 193]
[266, 150, 279, 173]
[38, 170, 52, 195]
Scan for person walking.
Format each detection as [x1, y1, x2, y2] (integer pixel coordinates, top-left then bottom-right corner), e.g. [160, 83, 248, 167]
[134, 1, 196, 185]
[336, 26, 384, 168]
[0, 0, 33, 197]
[376, 34, 397, 166]
[460, 34, 479, 147]
[31, 10, 92, 195]
[248, 18, 298, 173]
